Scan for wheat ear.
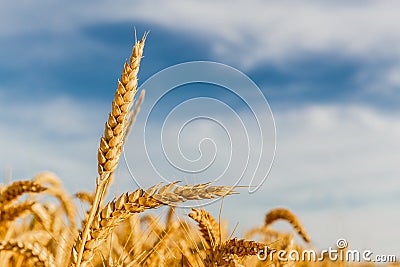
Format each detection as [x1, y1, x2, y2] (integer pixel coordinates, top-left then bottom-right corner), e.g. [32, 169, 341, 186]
[75, 182, 236, 265]
[74, 33, 147, 267]
[0, 180, 46, 206]
[74, 191, 94, 206]
[218, 238, 266, 257]
[264, 208, 310, 243]
[97, 33, 147, 177]
[0, 201, 33, 224]
[204, 238, 267, 267]
[0, 240, 55, 267]
[33, 172, 78, 234]
[189, 208, 221, 249]
[16, 230, 53, 247]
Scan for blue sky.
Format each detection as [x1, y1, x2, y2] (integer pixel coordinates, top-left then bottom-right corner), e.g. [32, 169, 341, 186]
[1, 0, 399, 257]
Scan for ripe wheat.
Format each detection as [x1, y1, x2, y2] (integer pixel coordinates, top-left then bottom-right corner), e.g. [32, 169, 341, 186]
[0, 31, 385, 267]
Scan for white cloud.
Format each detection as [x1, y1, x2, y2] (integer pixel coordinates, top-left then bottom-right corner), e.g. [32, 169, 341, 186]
[86, 1, 400, 67]
[2, 1, 400, 66]
[0, 90, 103, 192]
[356, 64, 400, 97]
[2, 0, 400, 97]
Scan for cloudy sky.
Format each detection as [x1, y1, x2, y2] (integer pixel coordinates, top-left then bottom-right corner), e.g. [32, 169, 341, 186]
[1, 0, 399, 258]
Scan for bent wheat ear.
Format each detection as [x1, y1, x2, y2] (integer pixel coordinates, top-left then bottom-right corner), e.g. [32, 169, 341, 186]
[189, 208, 220, 249]
[74, 183, 236, 265]
[32, 172, 62, 188]
[0, 180, 46, 206]
[205, 238, 268, 266]
[17, 230, 53, 248]
[218, 238, 266, 257]
[0, 201, 34, 224]
[265, 208, 310, 243]
[0, 240, 55, 267]
[74, 191, 94, 205]
[33, 172, 78, 235]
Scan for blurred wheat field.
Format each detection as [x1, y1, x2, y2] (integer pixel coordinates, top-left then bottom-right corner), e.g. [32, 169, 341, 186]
[0, 33, 398, 267]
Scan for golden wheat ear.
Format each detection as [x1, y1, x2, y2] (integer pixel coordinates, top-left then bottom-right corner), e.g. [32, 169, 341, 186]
[188, 208, 221, 249]
[33, 172, 78, 235]
[75, 182, 237, 264]
[218, 238, 266, 257]
[74, 32, 147, 267]
[205, 238, 268, 266]
[97, 32, 148, 179]
[0, 240, 55, 267]
[0, 180, 46, 206]
[74, 191, 94, 206]
[264, 207, 311, 243]
[0, 201, 34, 224]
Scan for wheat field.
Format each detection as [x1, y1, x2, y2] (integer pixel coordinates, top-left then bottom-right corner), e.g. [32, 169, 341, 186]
[0, 33, 398, 267]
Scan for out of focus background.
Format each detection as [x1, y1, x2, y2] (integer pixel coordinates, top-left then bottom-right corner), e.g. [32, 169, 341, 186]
[1, 1, 399, 256]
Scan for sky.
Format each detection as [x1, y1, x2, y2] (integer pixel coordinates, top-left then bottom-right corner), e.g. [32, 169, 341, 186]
[0, 0, 399, 258]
